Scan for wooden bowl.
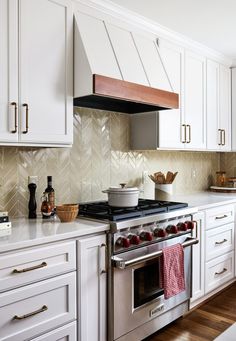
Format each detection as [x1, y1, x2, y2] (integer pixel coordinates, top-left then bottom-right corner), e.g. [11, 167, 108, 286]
[56, 209, 78, 222]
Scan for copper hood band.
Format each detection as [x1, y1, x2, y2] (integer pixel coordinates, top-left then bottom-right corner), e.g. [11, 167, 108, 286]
[73, 74, 179, 114]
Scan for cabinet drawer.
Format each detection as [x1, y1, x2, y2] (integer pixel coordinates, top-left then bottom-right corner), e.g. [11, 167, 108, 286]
[205, 204, 234, 229]
[0, 273, 76, 341]
[0, 241, 76, 292]
[31, 322, 77, 341]
[205, 252, 234, 294]
[205, 223, 234, 261]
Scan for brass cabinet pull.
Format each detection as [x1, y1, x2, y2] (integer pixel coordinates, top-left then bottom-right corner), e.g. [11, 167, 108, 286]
[99, 243, 107, 275]
[218, 129, 222, 145]
[222, 129, 226, 146]
[186, 124, 191, 143]
[215, 214, 227, 220]
[215, 238, 227, 245]
[22, 103, 29, 134]
[182, 124, 186, 143]
[215, 268, 227, 276]
[12, 261, 47, 274]
[13, 305, 48, 320]
[10, 102, 18, 133]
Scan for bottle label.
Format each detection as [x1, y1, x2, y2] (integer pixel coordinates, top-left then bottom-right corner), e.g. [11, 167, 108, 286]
[48, 192, 55, 214]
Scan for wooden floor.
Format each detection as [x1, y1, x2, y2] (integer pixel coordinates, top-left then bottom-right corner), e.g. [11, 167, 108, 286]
[144, 283, 236, 341]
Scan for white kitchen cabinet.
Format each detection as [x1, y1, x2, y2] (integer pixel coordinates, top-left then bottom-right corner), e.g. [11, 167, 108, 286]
[232, 68, 236, 151]
[77, 234, 107, 341]
[0, 273, 76, 341]
[0, 0, 73, 146]
[219, 64, 231, 151]
[190, 211, 205, 305]
[207, 60, 231, 151]
[184, 50, 206, 150]
[204, 204, 235, 295]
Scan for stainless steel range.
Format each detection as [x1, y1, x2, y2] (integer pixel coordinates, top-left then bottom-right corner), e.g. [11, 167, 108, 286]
[79, 199, 198, 341]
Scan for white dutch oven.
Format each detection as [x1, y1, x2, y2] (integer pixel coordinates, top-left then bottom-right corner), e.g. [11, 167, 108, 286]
[102, 184, 139, 207]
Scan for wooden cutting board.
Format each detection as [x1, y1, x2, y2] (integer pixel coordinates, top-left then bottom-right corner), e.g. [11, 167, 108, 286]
[210, 186, 236, 193]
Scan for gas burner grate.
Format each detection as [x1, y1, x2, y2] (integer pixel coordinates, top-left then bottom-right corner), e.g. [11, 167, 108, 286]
[78, 199, 188, 222]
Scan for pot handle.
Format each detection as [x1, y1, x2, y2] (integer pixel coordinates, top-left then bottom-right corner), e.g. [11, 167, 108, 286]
[119, 183, 127, 188]
[102, 190, 108, 193]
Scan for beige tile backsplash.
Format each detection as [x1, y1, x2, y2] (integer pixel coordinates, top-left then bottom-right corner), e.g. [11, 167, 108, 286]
[0, 107, 221, 217]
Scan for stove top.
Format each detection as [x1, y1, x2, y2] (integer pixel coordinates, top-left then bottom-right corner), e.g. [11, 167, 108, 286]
[78, 199, 188, 222]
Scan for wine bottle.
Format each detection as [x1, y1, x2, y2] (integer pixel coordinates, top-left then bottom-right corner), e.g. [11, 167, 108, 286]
[45, 176, 55, 216]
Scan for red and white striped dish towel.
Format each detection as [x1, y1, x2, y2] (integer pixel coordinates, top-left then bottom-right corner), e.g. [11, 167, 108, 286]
[161, 243, 185, 299]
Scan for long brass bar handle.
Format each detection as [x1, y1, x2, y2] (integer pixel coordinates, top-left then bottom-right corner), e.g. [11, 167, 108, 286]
[13, 305, 48, 320]
[215, 268, 227, 276]
[99, 243, 107, 275]
[215, 214, 227, 220]
[12, 261, 47, 274]
[186, 125, 191, 143]
[10, 102, 18, 133]
[182, 124, 186, 143]
[215, 238, 227, 245]
[222, 129, 226, 146]
[218, 129, 222, 145]
[22, 103, 29, 134]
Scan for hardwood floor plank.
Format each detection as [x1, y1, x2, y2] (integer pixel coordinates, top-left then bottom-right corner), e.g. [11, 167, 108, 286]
[144, 283, 236, 341]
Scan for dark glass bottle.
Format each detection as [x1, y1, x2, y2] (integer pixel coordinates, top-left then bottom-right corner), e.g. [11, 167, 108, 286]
[45, 176, 55, 216]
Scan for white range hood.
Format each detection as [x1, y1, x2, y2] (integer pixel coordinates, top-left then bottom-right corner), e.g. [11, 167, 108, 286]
[73, 8, 179, 113]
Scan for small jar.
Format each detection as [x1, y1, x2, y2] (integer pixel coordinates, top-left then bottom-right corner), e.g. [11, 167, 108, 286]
[216, 171, 226, 187]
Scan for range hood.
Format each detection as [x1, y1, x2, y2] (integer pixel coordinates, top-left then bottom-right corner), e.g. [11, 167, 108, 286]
[74, 10, 179, 114]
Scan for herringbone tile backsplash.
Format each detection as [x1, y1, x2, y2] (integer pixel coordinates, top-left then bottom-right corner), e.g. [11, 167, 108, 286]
[0, 107, 220, 217]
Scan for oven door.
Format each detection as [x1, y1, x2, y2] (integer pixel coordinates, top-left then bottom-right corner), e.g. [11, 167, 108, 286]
[112, 235, 197, 340]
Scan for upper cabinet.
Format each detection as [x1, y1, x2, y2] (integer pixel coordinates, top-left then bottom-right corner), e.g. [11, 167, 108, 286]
[184, 51, 206, 150]
[232, 68, 236, 151]
[207, 60, 231, 151]
[0, 0, 73, 146]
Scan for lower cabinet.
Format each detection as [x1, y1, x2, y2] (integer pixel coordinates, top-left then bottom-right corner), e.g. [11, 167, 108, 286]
[77, 234, 107, 341]
[191, 203, 235, 308]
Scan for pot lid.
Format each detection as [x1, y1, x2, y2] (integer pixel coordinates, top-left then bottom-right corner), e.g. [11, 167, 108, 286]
[107, 185, 139, 193]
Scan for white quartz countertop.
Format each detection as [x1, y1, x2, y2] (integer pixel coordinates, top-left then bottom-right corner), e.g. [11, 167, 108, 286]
[172, 191, 236, 210]
[0, 217, 109, 253]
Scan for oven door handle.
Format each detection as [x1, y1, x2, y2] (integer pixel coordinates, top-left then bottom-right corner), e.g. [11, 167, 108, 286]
[112, 237, 198, 269]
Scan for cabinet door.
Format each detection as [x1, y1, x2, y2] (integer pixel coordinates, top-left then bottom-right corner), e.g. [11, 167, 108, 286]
[105, 23, 148, 85]
[190, 211, 205, 305]
[185, 51, 206, 149]
[0, 0, 18, 142]
[78, 234, 106, 341]
[19, 0, 73, 144]
[158, 40, 184, 149]
[206, 59, 220, 150]
[219, 64, 231, 151]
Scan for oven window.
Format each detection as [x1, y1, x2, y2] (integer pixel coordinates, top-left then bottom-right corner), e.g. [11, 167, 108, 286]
[133, 261, 164, 309]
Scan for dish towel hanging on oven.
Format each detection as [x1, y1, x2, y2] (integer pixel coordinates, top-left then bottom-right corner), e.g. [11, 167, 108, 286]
[161, 243, 185, 299]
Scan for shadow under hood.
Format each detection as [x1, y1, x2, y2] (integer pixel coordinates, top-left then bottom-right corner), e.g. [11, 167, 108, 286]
[73, 11, 179, 114]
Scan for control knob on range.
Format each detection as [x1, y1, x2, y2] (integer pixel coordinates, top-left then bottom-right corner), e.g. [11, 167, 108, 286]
[139, 231, 153, 241]
[166, 224, 178, 234]
[128, 234, 140, 245]
[115, 236, 130, 248]
[154, 228, 167, 238]
[185, 221, 195, 230]
[177, 222, 188, 231]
